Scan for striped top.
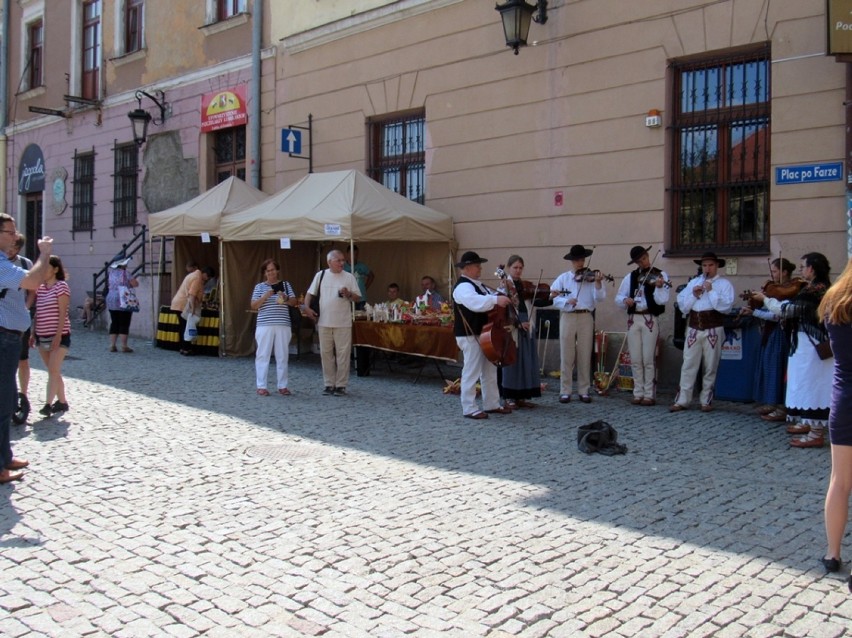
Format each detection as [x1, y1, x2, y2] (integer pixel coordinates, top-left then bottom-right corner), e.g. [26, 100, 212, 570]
[252, 281, 296, 327]
[35, 280, 72, 337]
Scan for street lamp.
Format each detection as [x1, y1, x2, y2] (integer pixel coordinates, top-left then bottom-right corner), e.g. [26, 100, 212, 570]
[495, 0, 548, 55]
[127, 90, 169, 146]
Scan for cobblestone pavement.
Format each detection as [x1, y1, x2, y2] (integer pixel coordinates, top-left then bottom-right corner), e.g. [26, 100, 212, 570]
[0, 327, 850, 637]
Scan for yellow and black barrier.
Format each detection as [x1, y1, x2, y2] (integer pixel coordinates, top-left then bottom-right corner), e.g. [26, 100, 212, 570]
[155, 305, 220, 356]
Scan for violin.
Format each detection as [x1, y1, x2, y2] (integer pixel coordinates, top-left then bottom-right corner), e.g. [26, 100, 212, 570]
[640, 272, 672, 289]
[740, 277, 807, 310]
[521, 280, 551, 302]
[574, 268, 614, 283]
[478, 266, 518, 367]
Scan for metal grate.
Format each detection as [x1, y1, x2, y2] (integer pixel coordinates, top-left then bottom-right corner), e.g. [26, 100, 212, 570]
[244, 444, 334, 461]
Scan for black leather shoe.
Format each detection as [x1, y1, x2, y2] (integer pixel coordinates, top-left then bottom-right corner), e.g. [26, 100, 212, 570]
[822, 557, 842, 573]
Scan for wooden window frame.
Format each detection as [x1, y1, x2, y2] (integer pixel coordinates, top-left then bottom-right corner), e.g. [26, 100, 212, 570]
[124, 0, 143, 54]
[367, 110, 426, 204]
[668, 44, 771, 256]
[81, 0, 101, 100]
[217, 0, 246, 21]
[28, 20, 44, 89]
[213, 125, 247, 184]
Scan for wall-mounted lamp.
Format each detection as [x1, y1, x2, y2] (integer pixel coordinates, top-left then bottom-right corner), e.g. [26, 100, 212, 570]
[495, 0, 548, 55]
[127, 90, 169, 146]
[645, 109, 662, 128]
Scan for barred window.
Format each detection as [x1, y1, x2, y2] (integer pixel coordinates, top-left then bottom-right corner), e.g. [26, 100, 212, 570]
[669, 45, 770, 254]
[112, 143, 138, 227]
[368, 111, 425, 204]
[72, 150, 96, 233]
[214, 125, 246, 183]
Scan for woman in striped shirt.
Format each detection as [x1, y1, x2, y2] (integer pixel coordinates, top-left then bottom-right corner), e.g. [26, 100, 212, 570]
[250, 258, 297, 396]
[34, 255, 71, 417]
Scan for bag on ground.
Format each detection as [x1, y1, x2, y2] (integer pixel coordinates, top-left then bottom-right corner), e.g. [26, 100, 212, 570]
[577, 420, 627, 455]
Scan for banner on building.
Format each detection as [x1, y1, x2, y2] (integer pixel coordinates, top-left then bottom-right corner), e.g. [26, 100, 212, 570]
[200, 85, 247, 133]
[827, 0, 852, 55]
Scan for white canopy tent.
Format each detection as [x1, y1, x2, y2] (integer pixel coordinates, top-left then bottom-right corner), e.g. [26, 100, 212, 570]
[147, 176, 270, 354]
[219, 170, 456, 357]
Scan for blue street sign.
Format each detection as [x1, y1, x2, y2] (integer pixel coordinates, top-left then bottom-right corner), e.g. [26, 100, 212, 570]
[281, 128, 302, 155]
[775, 162, 843, 185]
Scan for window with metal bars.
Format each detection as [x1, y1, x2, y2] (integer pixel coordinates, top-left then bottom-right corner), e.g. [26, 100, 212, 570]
[72, 150, 96, 234]
[669, 45, 770, 255]
[112, 143, 138, 227]
[367, 111, 425, 204]
[214, 125, 246, 183]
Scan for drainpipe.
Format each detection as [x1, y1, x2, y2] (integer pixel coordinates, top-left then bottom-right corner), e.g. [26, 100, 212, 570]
[250, 0, 262, 189]
[0, 0, 10, 214]
[847, 63, 852, 259]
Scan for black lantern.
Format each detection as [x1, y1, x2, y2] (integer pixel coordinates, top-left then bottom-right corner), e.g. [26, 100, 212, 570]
[495, 0, 548, 54]
[127, 90, 169, 146]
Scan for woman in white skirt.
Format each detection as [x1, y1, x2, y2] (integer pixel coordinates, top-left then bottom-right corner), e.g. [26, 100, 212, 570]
[754, 252, 833, 448]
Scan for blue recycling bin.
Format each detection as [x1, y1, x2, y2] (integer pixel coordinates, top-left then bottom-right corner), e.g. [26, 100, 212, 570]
[714, 311, 760, 402]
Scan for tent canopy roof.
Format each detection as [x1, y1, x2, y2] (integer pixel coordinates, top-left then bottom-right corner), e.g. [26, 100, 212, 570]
[148, 176, 269, 237]
[220, 170, 454, 243]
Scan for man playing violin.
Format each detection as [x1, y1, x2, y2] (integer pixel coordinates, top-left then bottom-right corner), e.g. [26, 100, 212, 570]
[550, 244, 607, 404]
[615, 246, 670, 406]
[670, 251, 735, 413]
[452, 251, 513, 420]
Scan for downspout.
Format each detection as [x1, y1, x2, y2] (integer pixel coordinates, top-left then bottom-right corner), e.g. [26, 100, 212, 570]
[250, 0, 261, 189]
[0, 0, 11, 214]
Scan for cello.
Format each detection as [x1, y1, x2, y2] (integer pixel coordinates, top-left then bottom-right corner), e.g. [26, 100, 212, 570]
[479, 266, 519, 367]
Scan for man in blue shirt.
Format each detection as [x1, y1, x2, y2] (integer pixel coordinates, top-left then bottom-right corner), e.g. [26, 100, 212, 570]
[0, 214, 54, 483]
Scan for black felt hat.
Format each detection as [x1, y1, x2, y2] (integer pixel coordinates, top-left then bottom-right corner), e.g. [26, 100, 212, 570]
[627, 245, 652, 265]
[693, 251, 726, 267]
[564, 245, 593, 260]
[455, 251, 488, 268]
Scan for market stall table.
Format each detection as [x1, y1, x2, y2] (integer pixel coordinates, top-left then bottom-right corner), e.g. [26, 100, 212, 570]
[352, 321, 459, 381]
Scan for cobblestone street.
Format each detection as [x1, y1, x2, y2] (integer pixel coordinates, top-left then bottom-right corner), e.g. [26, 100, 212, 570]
[0, 328, 850, 637]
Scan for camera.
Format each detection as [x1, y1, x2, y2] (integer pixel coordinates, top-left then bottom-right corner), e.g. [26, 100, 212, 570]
[271, 282, 284, 293]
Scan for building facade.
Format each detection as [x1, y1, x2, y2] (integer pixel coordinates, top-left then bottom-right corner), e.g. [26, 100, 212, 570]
[2, 0, 850, 384]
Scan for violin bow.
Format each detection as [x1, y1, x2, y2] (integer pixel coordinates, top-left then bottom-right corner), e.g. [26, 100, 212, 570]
[635, 248, 661, 296]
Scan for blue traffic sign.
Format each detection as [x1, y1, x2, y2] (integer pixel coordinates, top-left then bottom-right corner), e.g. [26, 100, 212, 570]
[281, 128, 302, 155]
[775, 162, 843, 185]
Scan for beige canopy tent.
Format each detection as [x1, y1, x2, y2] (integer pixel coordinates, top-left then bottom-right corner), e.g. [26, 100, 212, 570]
[219, 170, 456, 357]
[147, 176, 270, 346]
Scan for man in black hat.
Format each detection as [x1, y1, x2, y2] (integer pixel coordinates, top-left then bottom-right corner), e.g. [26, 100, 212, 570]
[670, 251, 735, 413]
[452, 251, 513, 420]
[614, 246, 670, 406]
[550, 245, 606, 404]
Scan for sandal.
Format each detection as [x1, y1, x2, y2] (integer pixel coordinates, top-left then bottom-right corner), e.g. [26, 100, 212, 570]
[109, 346, 118, 353]
[121, 347, 134, 353]
[278, 388, 292, 396]
[516, 400, 536, 409]
[505, 400, 518, 410]
[256, 389, 270, 396]
[761, 409, 787, 422]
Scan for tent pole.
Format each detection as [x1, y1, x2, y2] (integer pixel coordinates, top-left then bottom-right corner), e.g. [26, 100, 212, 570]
[218, 239, 224, 357]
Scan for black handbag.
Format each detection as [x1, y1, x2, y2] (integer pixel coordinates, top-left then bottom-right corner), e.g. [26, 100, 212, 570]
[807, 333, 833, 360]
[309, 271, 325, 318]
[577, 420, 627, 455]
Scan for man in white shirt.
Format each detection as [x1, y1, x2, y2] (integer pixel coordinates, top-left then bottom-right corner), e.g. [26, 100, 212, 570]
[614, 246, 670, 406]
[670, 251, 735, 413]
[550, 245, 606, 404]
[304, 250, 361, 396]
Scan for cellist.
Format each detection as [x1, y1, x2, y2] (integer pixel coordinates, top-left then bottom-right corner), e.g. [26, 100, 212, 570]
[452, 251, 513, 420]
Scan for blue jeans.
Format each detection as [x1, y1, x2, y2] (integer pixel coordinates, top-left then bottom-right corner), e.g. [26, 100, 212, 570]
[0, 331, 22, 467]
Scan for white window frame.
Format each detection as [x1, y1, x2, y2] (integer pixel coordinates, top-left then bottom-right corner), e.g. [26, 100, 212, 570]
[114, 0, 145, 57]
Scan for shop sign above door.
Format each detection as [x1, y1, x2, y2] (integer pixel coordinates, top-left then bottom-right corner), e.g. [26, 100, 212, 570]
[18, 144, 45, 194]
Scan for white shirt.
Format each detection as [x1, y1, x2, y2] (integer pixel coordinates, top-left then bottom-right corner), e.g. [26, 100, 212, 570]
[550, 270, 606, 312]
[452, 277, 500, 315]
[676, 274, 734, 315]
[308, 269, 360, 329]
[614, 270, 671, 312]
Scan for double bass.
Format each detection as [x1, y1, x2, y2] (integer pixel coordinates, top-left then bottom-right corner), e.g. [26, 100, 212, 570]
[479, 266, 518, 367]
